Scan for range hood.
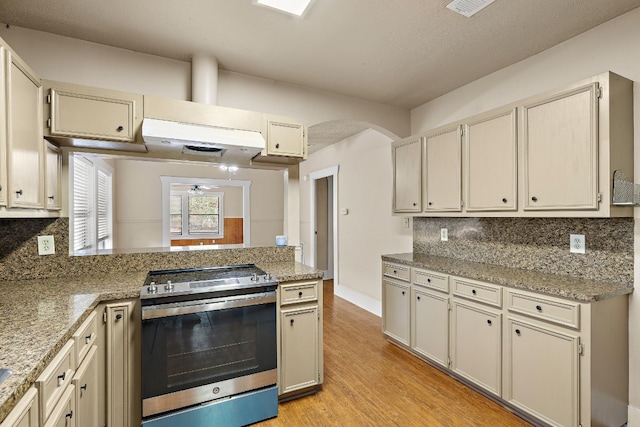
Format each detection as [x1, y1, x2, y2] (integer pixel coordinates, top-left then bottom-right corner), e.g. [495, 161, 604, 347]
[142, 118, 265, 158]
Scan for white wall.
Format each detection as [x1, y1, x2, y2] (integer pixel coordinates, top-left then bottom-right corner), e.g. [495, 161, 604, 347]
[0, 25, 410, 137]
[113, 159, 284, 248]
[410, 8, 640, 424]
[299, 129, 413, 315]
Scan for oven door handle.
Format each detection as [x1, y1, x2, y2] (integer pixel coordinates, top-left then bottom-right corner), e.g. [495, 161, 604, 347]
[141, 291, 276, 320]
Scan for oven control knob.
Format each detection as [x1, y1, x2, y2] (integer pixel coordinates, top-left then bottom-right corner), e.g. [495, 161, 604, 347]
[251, 273, 258, 281]
[165, 280, 174, 292]
[147, 282, 158, 293]
[265, 273, 271, 281]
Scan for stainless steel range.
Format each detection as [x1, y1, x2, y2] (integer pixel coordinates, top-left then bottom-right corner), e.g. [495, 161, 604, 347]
[140, 264, 278, 427]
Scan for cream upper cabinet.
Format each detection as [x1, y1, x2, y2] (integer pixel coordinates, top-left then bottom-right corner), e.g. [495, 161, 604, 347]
[43, 80, 144, 151]
[522, 83, 599, 211]
[392, 136, 422, 213]
[44, 141, 61, 210]
[5, 45, 44, 209]
[424, 125, 461, 212]
[265, 119, 305, 158]
[465, 109, 517, 211]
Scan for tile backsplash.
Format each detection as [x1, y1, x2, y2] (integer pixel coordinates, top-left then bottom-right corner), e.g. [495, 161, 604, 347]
[413, 217, 633, 285]
[0, 218, 294, 281]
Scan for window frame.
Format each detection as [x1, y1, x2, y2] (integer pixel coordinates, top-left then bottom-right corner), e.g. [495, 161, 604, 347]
[170, 190, 225, 239]
[161, 176, 252, 247]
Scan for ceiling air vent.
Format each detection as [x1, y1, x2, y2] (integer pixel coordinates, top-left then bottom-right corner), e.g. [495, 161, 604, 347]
[446, 0, 495, 17]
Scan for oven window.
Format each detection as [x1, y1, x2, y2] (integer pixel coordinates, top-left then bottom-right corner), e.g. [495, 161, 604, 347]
[142, 302, 276, 399]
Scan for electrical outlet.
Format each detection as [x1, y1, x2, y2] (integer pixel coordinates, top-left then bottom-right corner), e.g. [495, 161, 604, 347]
[441, 228, 448, 241]
[403, 217, 410, 228]
[570, 234, 585, 254]
[37, 235, 55, 255]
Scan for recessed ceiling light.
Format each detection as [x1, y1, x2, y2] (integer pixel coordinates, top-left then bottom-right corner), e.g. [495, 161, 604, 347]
[253, 0, 315, 17]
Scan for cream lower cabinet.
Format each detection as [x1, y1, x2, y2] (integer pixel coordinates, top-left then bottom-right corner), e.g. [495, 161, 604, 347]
[42, 385, 75, 427]
[0, 388, 39, 427]
[450, 300, 501, 396]
[381, 260, 629, 427]
[72, 345, 98, 427]
[278, 279, 323, 398]
[382, 278, 410, 346]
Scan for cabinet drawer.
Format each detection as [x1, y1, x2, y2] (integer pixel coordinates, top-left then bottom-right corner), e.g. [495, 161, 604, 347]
[507, 290, 580, 329]
[280, 281, 318, 305]
[412, 268, 448, 293]
[72, 311, 97, 368]
[452, 277, 502, 308]
[382, 262, 410, 282]
[36, 340, 75, 424]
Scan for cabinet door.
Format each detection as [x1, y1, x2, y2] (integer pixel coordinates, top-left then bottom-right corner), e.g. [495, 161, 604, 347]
[0, 388, 38, 427]
[266, 120, 304, 157]
[105, 301, 136, 427]
[465, 109, 517, 211]
[411, 287, 449, 368]
[5, 49, 44, 208]
[450, 301, 501, 396]
[49, 88, 137, 142]
[44, 141, 62, 210]
[42, 385, 75, 427]
[505, 317, 580, 427]
[382, 280, 410, 345]
[392, 137, 422, 212]
[522, 83, 599, 210]
[280, 305, 319, 394]
[0, 44, 6, 207]
[425, 126, 461, 212]
[72, 346, 98, 427]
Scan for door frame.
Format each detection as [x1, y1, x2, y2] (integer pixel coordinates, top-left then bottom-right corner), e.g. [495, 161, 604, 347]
[309, 165, 339, 281]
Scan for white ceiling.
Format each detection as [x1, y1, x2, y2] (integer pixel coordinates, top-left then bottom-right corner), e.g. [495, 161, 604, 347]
[2, 0, 639, 111]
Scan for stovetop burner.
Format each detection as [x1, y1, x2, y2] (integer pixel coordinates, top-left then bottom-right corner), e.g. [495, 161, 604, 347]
[140, 264, 276, 300]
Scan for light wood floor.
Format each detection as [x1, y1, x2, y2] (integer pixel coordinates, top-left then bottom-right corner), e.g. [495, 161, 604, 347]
[257, 280, 533, 426]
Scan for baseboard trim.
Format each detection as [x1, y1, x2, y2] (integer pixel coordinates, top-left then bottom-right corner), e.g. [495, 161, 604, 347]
[333, 282, 381, 316]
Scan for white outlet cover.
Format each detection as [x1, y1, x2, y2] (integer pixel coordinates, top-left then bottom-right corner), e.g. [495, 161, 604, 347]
[37, 235, 55, 255]
[570, 234, 585, 254]
[441, 228, 448, 241]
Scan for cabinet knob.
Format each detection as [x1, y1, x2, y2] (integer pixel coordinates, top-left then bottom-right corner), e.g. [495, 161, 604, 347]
[515, 329, 521, 335]
[417, 296, 421, 301]
[65, 411, 73, 420]
[428, 201, 432, 206]
[401, 291, 405, 295]
[531, 196, 538, 202]
[427, 278, 431, 283]
[57, 372, 66, 382]
[487, 319, 492, 325]
[116, 125, 124, 132]
[412, 202, 417, 206]
[275, 143, 280, 149]
[290, 319, 294, 325]
[115, 313, 123, 321]
[298, 291, 303, 298]
[502, 198, 507, 203]
[80, 384, 88, 391]
[48, 195, 55, 200]
[393, 270, 397, 274]
[15, 189, 23, 196]
[471, 289, 477, 295]
[0, 184, 2, 191]
[536, 305, 542, 311]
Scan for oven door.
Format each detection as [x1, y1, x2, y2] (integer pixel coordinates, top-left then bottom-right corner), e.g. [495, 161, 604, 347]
[141, 291, 277, 418]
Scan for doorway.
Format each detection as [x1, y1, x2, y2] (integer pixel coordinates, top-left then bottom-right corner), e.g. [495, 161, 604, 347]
[309, 165, 339, 281]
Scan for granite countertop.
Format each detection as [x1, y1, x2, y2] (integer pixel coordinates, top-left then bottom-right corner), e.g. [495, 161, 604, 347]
[382, 253, 633, 302]
[0, 262, 321, 423]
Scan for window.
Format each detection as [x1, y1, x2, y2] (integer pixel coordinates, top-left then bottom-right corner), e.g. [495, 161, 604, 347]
[71, 155, 113, 252]
[169, 187, 224, 240]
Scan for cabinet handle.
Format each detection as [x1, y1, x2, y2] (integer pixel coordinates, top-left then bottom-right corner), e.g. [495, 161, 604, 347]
[531, 196, 538, 202]
[80, 384, 88, 391]
[0, 184, 2, 191]
[65, 411, 73, 419]
[15, 189, 23, 196]
[487, 319, 492, 325]
[515, 329, 521, 335]
[471, 289, 476, 295]
[536, 305, 542, 311]
[275, 143, 280, 149]
[85, 334, 93, 344]
[48, 195, 55, 200]
[57, 372, 66, 385]
[290, 319, 294, 325]
[298, 291, 303, 298]
[502, 198, 507, 203]
[115, 313, 123, 321]
[116, 125, 124, 132]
